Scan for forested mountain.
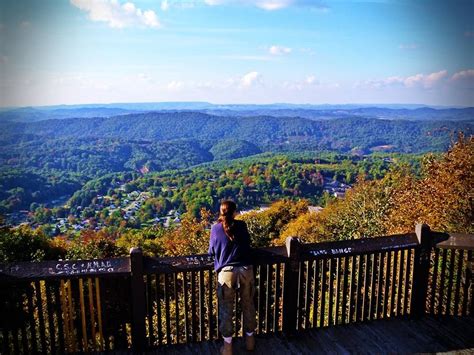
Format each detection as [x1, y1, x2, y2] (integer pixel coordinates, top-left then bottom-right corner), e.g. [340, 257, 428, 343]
[1, 103, 473, 122]
[201, 106, 474, 121]
[0, 107, 143, 122]
[1, 135, 471, 263]
[1, 112, 472, 152]
[0, 138, 214, 213]
[0, 109, 471, 216]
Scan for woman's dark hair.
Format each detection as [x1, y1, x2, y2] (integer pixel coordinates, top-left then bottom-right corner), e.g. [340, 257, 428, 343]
[218, 200, 237, 241]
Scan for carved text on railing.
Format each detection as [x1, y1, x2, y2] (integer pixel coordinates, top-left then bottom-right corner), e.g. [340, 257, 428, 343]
[52, 260, 115, 275]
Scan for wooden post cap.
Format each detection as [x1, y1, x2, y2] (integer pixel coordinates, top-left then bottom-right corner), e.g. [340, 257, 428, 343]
[130, 247, 143, 255]
[415, 224, 431, 245]
[285, 236, 300, 257]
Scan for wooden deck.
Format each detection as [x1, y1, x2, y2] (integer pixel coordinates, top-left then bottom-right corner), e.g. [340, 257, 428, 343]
[151, 316, 474, 354]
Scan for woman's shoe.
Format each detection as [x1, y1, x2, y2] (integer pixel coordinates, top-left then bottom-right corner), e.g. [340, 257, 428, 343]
[246, 335, 255, 351]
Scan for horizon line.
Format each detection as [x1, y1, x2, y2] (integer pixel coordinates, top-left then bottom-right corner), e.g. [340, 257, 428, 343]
[1, 101, 472, 110]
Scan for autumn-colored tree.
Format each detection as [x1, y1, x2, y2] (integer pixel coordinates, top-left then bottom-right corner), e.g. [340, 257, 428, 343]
[281, 134, 473, 243]
[387, 134, 473, 233]
[280, 169, 408, 243]
[160, 208, 212, 256]
[239, 210, 272, 247]
[240, 199, 309, 246]
[115, 226, 165, 256]
[65, 229, 120, 260]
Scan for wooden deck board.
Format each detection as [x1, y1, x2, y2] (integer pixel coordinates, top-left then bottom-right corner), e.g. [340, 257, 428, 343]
[336, 323, 384, 353]
[147, 316, 474, 354]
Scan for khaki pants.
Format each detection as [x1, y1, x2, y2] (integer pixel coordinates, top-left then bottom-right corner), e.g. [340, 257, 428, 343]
[217, 265, 257, 338]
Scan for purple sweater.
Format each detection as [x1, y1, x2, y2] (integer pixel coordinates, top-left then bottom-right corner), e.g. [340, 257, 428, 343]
[208, 220, 253, 272]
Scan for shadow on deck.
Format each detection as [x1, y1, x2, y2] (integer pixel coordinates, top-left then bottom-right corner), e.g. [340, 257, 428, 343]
[152, 316, 474, 354]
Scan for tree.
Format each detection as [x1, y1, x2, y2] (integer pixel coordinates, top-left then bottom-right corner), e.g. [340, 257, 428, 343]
[115, 227, 165, 256]
[0, 225, 61, 262]
[160, 209, 212, 256]
[280, 171, 404, 243]
[387, 134, 473, 233]
[66, 229, 119, 260]
[240, 199, 308, 246]
[34, 207, 52, 224]
[280, 134, 473, 243]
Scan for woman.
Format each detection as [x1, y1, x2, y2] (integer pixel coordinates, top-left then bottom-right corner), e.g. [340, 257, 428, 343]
[208, 200, 256, 355]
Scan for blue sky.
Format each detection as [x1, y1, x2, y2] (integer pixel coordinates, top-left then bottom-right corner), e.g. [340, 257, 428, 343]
[0, 0, 473, 107]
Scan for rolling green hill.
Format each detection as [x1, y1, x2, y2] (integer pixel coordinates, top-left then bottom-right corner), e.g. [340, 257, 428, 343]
[0, 110, 471, 216]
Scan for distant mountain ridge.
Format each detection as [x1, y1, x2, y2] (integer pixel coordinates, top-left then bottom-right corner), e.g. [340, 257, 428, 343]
[0, 102, 472, 122]
[1, 111, 472, 153]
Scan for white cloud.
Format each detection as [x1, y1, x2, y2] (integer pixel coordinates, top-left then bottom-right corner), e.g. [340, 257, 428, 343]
[204, 0, 290, 8]
[402, 74, 424, 87]
[451, 69, 474, 81]
[143, 10, 159, 27]
[147, 72, 265, 93]
[161, 0, 198, 9]
[167, 80, 183, 91]
[161, 0, 169, 11]
[305, 75, 317, 85]
[70, 0, 160, 29]
[203, 0, 327, 11]
[256, 0, 292, 10]
[406, 70, 447, 88]
[205, 0, 226, 4]
[450, 69, 474, 88]
[399, 43, 418, 50]
[204, 0, 288, 11]
[360, 70, 448, 89]
[360, 76, 405, 89]
[269, 45, 292, 55]
[239, 71, 262, 88]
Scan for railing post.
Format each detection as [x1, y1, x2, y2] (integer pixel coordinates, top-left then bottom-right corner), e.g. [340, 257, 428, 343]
[467, 253, 474, 316]
[282, 237, 301, 337]
[411, 224, 432, 319]
[130, 247, 147, 352]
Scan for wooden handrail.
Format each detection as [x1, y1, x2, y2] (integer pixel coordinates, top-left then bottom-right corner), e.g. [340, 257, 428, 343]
[300, 233, 419, 259]
[0, 257, 130, 282]
[436, 233, 474, 250]
[0, 226, 472, 353]
[1, 232, 471, 281]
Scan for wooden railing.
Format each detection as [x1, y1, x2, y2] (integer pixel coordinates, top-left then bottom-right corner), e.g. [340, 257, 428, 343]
[0, 225, 472, 353]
